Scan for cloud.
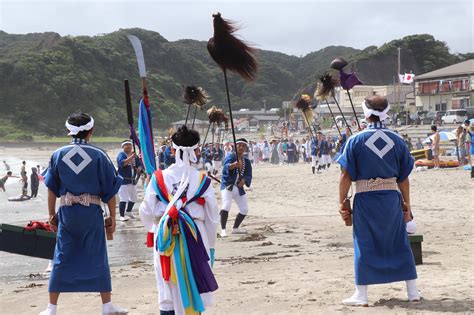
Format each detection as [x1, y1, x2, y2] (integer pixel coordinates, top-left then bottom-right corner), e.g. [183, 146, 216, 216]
[1, 0, 472, 55]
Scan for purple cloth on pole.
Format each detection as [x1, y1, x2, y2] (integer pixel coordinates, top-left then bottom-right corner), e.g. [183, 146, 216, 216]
[129, 126, 141, 148]
[180, 212, 218, 294]
[340, 70, 363, 90]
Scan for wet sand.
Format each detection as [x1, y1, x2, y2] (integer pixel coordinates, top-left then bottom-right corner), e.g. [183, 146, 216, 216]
[1, 146, 473, 314]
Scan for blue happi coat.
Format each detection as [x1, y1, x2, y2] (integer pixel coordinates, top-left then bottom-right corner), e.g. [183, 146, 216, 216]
[337, 121, 417, 285]
[220, 153, 252, 196]
[310, 138, 318, 156]
[44, 138, 122, 292]
[117, 151, 142, 185]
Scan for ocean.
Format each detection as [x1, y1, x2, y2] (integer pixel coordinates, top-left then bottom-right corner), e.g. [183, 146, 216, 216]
[0, 151, 151, 283]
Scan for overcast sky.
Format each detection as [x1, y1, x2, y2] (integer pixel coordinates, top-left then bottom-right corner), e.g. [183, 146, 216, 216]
[1, 0, 472, 56]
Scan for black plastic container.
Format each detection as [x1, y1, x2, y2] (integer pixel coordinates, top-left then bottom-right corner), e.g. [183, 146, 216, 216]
[0, 224, 56, 260]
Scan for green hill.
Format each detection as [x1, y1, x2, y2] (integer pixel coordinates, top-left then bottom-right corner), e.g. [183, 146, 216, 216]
[0, 29, 470, 140]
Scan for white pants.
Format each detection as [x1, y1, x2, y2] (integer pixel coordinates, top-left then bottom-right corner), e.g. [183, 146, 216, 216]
[118, 184, 137, 202]
[321, 154, 331, 165]
[212, 160, 222, 172]
[205, 162, 213, 173]
[311, 155, 318, 167]
[221, 188, 249, 215]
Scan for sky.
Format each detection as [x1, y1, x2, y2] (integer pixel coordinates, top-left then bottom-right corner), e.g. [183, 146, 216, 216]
[1, 0, 473, 56]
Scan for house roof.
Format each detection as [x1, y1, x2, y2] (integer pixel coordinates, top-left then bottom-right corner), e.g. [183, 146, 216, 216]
[171, 119, 209, 125]
[250, 115, 281, 121]
[416, 59, 474, 80]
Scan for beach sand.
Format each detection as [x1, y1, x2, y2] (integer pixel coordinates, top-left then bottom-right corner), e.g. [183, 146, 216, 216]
[1, 146, 473, 314]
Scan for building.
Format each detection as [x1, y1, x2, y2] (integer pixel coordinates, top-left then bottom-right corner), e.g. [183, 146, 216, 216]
[170, 119, 209, 134]
[232, 108, 280, 119]
[415, 59, 474, 112]
[231, 108, 281, 132]
[248, 115, 281, 129]
[314, 85, 414, 116]
[337, 85, 413, 110]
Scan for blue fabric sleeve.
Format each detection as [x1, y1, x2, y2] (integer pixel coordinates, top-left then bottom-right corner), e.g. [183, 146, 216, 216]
[44, 153, 61, 197]
[116, 152, 126, 168]
[397, 141, 414, 183]
[337, 137, 357, 180]
[100, 154, 123, 203]
[220, 154, 237, 190]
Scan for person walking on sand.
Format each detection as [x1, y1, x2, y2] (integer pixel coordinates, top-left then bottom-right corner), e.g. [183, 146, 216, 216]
[40, 112, 126, 315]
[139, 125, 219, 315]
[219, 138, 252, 236]
[337, 96, 420, 306]
[431, 125, 440, 169]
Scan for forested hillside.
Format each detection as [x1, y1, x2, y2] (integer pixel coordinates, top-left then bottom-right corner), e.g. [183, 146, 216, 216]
[0, 29, 470, 139]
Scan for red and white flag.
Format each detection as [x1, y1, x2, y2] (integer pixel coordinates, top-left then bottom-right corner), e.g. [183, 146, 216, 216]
[399, 73, 415, 84]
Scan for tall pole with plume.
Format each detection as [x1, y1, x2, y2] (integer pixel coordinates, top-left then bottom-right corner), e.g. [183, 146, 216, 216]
[207, 12, 257, 167]
[330, 58, 363, 130]
[182, 85, 209, 127]
[294, 94, 316, 139]
[315, 73, 343, 137]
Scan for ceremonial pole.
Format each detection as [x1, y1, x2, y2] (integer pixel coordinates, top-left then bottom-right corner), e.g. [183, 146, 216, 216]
[207, 12, 257, 177]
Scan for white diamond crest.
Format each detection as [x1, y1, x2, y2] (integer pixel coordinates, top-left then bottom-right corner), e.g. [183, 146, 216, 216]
[364, 130, 395, 159]
[62, 145, 92, 174]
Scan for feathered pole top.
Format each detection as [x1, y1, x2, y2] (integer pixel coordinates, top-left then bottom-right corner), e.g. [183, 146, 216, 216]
[315, 72, 339, 101]
[183, 85, 209, 107]
[207, 12, 258, 81]
[294, 94, 315, 129]
[295, 94, 312, 112]
[330, 57, 363, 90]
[207, 106, 227, 126]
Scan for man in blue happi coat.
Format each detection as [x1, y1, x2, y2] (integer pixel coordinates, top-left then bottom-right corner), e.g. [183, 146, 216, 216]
[164, 141, 175, 168]
[219, 138, 252, 237]
[212, 143, 224, 175]
[41, 112, 127, 315]
[317, 133, 330, 172]
[337, 96, 420, 306]
[310, 136, 319, 174]
[116, 140, 143, 221]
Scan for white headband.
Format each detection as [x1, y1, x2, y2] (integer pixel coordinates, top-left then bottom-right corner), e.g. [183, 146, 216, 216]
[65, 117, 94, 136]
[163, 142, 199, 216]
[361, 101, 390, 121]
[121, 140, 132, 147]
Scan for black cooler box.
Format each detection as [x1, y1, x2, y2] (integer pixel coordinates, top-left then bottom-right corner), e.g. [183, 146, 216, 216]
[0, 223, 56, 259]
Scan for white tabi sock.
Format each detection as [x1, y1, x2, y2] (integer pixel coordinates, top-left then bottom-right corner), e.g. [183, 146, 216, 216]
[406, 279, 421, 301]
[354, 284, 368, 300]
[39, 303, 57, 315]
[102, 302, 128, 315]
[343, 284, 368, 306]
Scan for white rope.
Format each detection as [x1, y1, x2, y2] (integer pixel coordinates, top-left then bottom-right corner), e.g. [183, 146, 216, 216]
[65, 118, 94, 136]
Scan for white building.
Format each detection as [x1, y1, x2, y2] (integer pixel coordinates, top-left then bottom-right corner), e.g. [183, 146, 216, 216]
[415, 59, 474, 112]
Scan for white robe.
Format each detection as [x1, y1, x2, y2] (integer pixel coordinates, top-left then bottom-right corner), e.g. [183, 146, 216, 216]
[139, 164, 219, 314]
